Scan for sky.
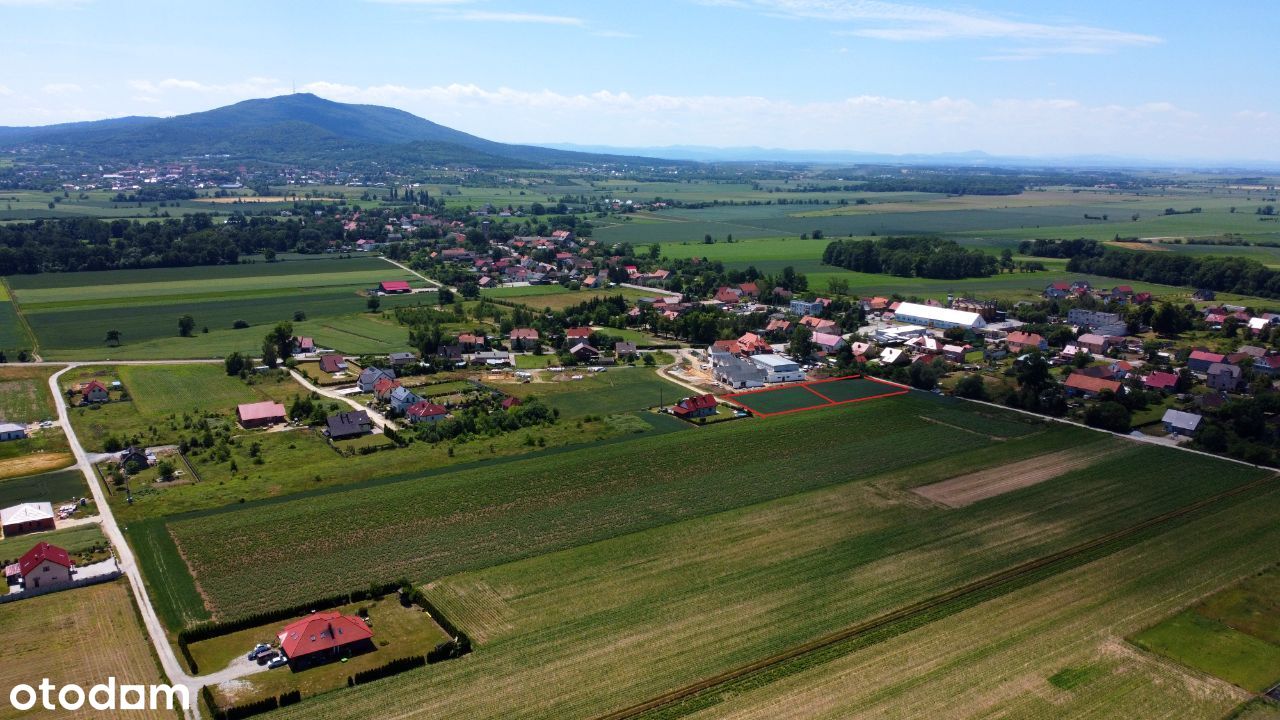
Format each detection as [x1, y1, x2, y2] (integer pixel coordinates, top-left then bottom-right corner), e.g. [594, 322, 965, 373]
[2, 0, 1277, 162]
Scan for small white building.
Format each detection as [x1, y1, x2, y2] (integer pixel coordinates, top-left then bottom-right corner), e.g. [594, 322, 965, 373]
[750, 354, 806, 383]
[891, 302, 987, 330]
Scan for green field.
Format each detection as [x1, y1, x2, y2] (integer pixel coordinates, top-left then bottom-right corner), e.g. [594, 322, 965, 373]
[0, 364, 55, 422]
[1132, 566, 1280, 692]
[507, 368, 674, 417]
[0, 523, 106, 566]
[0, 467, 87, 507]
[0, 300, 33, 354]
[259, 418, 1278, 720]
[481, 285, 655, 311]
[5, 256, 433, 359]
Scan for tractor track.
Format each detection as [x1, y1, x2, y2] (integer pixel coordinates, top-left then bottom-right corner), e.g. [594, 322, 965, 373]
[593, 472, 1277, 720]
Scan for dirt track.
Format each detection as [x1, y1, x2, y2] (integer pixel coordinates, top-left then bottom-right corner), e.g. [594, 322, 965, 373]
[912, 447, 1124, 508]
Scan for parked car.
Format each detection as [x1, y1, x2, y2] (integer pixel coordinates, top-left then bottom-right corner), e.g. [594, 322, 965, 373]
[247, 643, 271, 660]
[267, 654, 288, 669]
[256, 650, 278, 664]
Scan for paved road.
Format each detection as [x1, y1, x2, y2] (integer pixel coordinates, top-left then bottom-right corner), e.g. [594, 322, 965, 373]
[289, 369, 397, 430]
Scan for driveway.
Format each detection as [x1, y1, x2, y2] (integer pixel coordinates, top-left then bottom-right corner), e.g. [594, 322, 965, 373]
[289, 369, 397, 430]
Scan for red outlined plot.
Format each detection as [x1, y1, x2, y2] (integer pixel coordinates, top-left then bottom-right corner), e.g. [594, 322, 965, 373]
[723, 375, 909, 418]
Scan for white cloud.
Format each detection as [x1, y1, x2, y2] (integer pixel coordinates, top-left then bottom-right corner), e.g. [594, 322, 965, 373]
[42, 82, 82, 95]
[0, 85, 12, 96]
[712, 0, 1160, 58]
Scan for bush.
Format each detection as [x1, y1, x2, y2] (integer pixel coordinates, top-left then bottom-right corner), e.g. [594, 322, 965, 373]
[232, 320, 250, 329]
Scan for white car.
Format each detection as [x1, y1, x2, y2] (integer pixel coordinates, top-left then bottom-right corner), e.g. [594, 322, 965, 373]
[267, 654, 288, 669]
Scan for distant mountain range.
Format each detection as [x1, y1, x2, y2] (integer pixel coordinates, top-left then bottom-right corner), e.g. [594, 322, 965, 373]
[0, 93, 681, 169]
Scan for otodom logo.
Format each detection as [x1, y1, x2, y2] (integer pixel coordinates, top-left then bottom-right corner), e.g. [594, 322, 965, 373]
[8, 678, 189, 712]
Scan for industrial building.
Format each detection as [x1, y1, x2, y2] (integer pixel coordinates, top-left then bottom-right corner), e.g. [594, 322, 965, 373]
[891, 302, 987, 330]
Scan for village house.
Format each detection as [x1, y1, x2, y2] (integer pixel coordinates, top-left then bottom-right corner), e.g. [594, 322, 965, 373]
[388, 351, 417, 368]
[277, 612, 375, 669]
[326, 411, 373, 440]
[1187, 350, 1226, 374]
[318, 354, 348, 374]
[118, 446, 149, 471]
[950, 298, 998, 321]
[357, 366, 396, 392]
[672, 394, 718, 420]
[565, 327, 594, 343]
[456, 333, 486, 351]
[615, 341, 638, 360]
[1064, 373, 1122, 398]
[811, 332, 846, 353]
[1143, 371, 1180, 393]
[81, 380, 110, 403]
[790, 298, 825, 316]
[291, 336, 316, 355]
[569, 343, 601, 362]
[378, 280, 412, 294]
[0, 422, 27, 442]
[16, 542, 73, 591]
[1076, 334, 1115, 355]
[405, 401, 448, 424]
[236, 401, 287, 429]
[1005, 331, 1047, 353]
[1162, 409, 1203, 437]
[765, 318, 793, 334]
[1, 502, 55, 537]
[372, 376, 401, 401]
[389, 386, 423, 413]
[1206, 362, 1244, 393]
[509, 328, 540, 350]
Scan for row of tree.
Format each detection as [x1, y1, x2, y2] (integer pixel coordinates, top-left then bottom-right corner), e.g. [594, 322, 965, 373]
[822, 236, 998, 279]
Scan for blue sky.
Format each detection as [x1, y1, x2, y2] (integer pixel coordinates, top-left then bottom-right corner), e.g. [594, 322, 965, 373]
[2, 0, 1277, 161]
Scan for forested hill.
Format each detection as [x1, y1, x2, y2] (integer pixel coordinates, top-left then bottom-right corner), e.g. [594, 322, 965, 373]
[0, 93, 681, 169]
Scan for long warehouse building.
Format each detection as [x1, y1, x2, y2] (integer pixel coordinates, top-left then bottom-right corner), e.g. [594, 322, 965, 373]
[890, 302, 988, 330]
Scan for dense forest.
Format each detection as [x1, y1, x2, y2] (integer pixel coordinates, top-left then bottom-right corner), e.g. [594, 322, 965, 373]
[1018, 237, 1107, 259]
[1066, 250, 1280, 299]
[822, 236, 998, 279]
[0, 215, 348, 274]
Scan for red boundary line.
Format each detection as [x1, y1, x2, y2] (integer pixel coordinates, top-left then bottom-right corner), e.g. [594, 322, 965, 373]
[724, 374, 909, 419]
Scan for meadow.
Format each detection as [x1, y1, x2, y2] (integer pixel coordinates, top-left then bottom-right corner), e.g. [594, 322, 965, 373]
[481, 284, 656, 311]
[260, 421, 1275, 720]
[0, 364, 56, 421]
[0, 467, 87, 507]
[506, 367, 676, 418]
[0, 580, 176, 720]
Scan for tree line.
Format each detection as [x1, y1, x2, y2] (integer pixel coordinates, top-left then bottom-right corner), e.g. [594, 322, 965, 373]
[822, 236, 997, 280]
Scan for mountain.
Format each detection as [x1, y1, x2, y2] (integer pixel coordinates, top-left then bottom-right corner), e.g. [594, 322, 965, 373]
[0, 93, 682, 169]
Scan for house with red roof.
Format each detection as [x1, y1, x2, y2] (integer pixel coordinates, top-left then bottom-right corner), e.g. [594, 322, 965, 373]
[291, 336, 315, 354]
[1187, 350, 1226, 373]
[738, 282, 759, 298]
[277, 612, 374, 668]
[17, 542, 72, 591]
[565, 327, 594, 342]
[1005, 331, 1047, 353]
[405, 401, 448, 424]
[237, 401, 287, 429]
[373, 376, 401, 401]
[501, 396, 522, 410]
[1143, 371, 1180, 392]
[736, 333, 772, 355]
[714, 287, 743, 304]
[799, 316, 838, 333]
[318, 354, 347, 374]
[379, 280, 411, 294]
[1064, 373, 1123, 398]
[81, 380, 110, 403]
[509, 328, 540, 350]
[672, 394, 718, 419]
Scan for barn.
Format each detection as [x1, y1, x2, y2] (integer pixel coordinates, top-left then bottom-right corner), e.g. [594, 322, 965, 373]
[237, 401, 287, 428]
[379, 280, 412, 294]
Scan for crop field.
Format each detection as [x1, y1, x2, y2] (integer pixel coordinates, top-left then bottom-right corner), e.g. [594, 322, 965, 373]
[0, 467, 87, 507]
[262, 426, 1276, 720]
[725, 376, 907, 417]
[6, 256, 430, 358]
[482, 285, 656, 311]
[0, 429, 73, 481]
[0, 580, 176, 720]
[0, 300, 33, 354]
[1131, 566, 1280, 692]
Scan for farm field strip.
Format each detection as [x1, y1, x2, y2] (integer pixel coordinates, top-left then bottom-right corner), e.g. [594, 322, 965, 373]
[599, 471, 1279, 720]
[911, 445, 1127, 508]
[724, 376, 908, 417]
[260, 434, 1271, 720]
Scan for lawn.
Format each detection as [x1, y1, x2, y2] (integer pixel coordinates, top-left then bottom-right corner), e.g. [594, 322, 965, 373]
[0, 523, 107, 567]
[0, 580, 176, 720]
[262, 433, 1279, 720]
[0, 428, 73, 481]
[195, 596, 449, 707]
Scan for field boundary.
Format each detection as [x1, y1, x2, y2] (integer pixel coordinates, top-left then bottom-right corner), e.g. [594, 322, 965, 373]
[724, 375, 909, 418]
[593, 471, 1278, 720]
[2, 276, 39, 356]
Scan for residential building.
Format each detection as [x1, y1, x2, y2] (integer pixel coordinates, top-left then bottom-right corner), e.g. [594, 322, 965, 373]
[890, 302, 987, 330]
[291, 336, 316, 354]
[1, 502, 55, 536]
[388, 351, 417, 368]
[17, 542, 73, 591]
[789, 299, 825, 316]
[811, 332, 846, 353]
[950, 298, 998, 321]
[1067, 309, 1122, 330]
[1188, 350, 1226, 373]
[118, 447, 149, 470]
[750, 354, 806, 383]
[1162, 409, 1203, 437]
[615, 341, 638, 359]
[318, 354, 347, 374]
[277, 612, 375, 668]
[1005, 331, 1047, 353]
[236, 401, 287, 428]
[1206, 363, 1244, 392]
[1076, 334, 1115, 355]
[405, 401, 448, 424]
[389, 386, 423, 413]
[82, 380, 110, 403]
[672, 394, 718, 419]
[509, 328, 539, 350]
[1064, 373, 1122, 398]
[569, 343, 600, 361]
[357, 366, 396, 392]
[1143, 371, 1180, 392]
[326, 411, 373, 440]
[0, 422, 27, 442]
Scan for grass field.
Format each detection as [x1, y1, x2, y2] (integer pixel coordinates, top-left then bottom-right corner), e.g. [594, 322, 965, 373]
[506, 367, 674, 417]
[260, 425, 1278, 720]
[481, 285, 655, 311]
[724, 376, 907, 417]
[1132, 566, 1280, 692]
[0, 364, 55, 422]
[0, 300, 33, 354]
[0, 579, 176, 720]
[0, 466, 85, 508]
[0, 523, 106, 568]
